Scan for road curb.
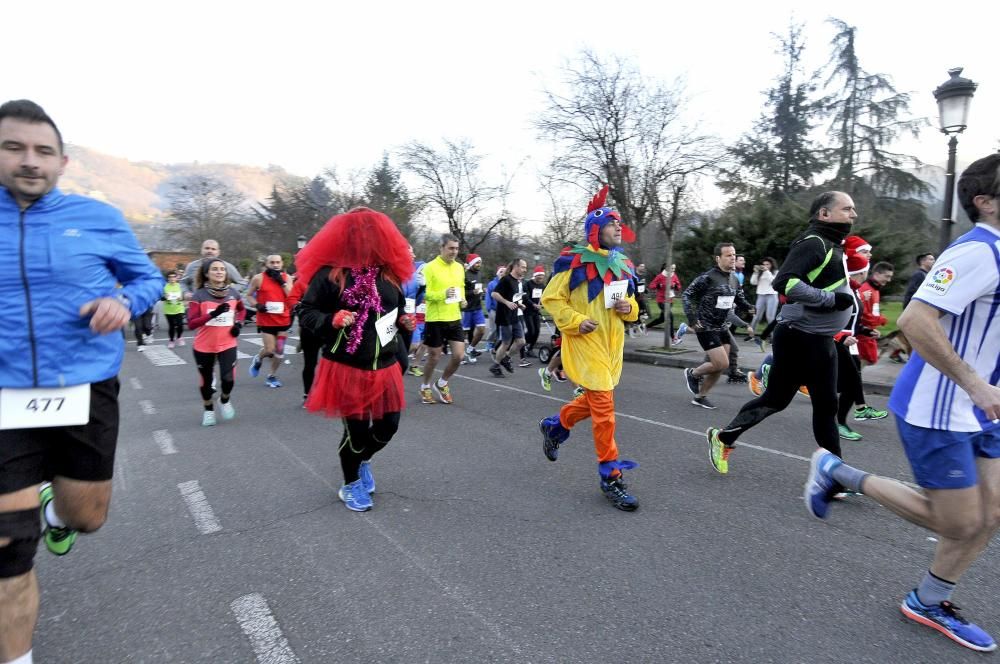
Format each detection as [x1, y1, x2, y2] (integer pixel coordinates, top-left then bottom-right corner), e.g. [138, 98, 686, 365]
[623, 348, 895, 397]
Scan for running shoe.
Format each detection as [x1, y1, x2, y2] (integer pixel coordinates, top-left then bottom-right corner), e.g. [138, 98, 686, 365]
[219, 401, 236, 421]
[500, 357, 514, 374]
[573, 386, 586, 398]
[803, 448, 839, 519]
[797, 385, 810, 398]
[518, 359, 532, 368]
[359, 460, 375, 494]
[202, 410, 217, 427]
[889, 353, 907, 364]
[266, 375, 282, 388]
[853, 405, 888, 421]
[136, 346, 145, 353]
[707, 428, 728, 474]
[167, 341, 175, 349]
[727, 370, 748, 384]
[600, 476, 638, 511]
[469, 347, 482, 358]
[39, 483, 77, 556]
[900, 591, 997, 652]
[683, 368, 701, 395]
[748, 371, 764, 396]
[407, 365, 424, 377]
[419, 387, 435, 404]
[674, 322, 689, 342]
[249, 354, 262, 378]
[433, 381, 453, 404]
[539, 417, 568, 461]
[837, 424, 863, 441]
[691, 395, 716, 409]
[752, 337, 766, 353]
[339, 479, 373, 512]
[538, 368, 552, 392]
[554, 370, 568, 383]
[489, 363, 504, 378]
[178, 337, 186, 346]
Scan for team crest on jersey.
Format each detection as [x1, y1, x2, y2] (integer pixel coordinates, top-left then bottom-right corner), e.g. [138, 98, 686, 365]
[925, 266, 955, 295]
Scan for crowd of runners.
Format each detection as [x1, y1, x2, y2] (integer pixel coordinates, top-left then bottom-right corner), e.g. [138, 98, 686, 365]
[1, 99, 1000, 662]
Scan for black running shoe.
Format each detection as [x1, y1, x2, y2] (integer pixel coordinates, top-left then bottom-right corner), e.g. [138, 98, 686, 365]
[500, 356, 514, 374]
[727, 371, 748, 384]
[489, 363, 504, 377]
[691, 395, 717, 409]
[684, 368, 701, 395]
[600, 477, 638, 511]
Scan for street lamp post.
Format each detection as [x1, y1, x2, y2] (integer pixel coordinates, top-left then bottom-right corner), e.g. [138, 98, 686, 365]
[933, 68, 977, 253]
[296, 234, 307, 250]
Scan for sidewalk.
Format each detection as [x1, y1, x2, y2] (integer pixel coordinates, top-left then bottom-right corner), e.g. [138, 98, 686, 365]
[623, 327, 903, 396]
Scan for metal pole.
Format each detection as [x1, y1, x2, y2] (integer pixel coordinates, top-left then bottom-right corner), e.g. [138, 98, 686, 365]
[939, 135, 958, 254]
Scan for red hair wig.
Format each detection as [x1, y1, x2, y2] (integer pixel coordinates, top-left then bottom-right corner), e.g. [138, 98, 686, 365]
[295, 207, 414, 289]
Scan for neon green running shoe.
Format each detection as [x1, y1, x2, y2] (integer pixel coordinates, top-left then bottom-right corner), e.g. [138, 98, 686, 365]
[853, 406, 888, 421]
[39, 483, 77, 556]
[573, 386, 586, 399]
[838, 424, 864, 441]
[707, 428, 729, 474]
[538, 367, 552, 392]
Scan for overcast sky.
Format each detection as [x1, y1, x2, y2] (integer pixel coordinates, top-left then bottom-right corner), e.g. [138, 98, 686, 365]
[7, 0, 996, 221]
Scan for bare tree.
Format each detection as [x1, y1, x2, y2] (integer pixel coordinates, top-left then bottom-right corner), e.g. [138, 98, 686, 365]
[535, 50, 722, 262]
[164, 175, 250, 252]
[538, 174, 581, 251]
[398, 138, 504, 251]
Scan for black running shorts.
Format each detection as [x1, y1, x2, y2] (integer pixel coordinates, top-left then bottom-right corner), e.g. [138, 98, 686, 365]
[0, 377, 120, 493]
[696, 329, 727, 352]
[422, 320, 465, 348]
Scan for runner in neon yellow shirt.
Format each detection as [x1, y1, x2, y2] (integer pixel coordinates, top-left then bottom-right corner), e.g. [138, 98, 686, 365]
[418, 234, 467, 404]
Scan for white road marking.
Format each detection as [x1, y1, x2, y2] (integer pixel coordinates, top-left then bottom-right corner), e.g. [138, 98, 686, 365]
[138, 400, 157, 415]
[177, 480, 222, 534]
[141, 345, 187, 366]
[153, 429, 177, 455]
[230, 593, 300, 664]
[243, 337, 298, 354]
[129, 377, 142, 390]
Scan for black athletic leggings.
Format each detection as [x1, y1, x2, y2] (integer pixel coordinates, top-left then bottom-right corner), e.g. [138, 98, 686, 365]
[133, 310, 153, 344]
[339, 412, 401, 483]
[836, 342, 866, 425]
[193, 347, 237, 402]
[523, 312, 541, 355]
[719, 324, 841, 457]
[166, 313, 184, 341]
[299, 327, 322, 397]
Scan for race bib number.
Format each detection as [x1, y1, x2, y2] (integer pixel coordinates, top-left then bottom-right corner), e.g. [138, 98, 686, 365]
[206, 309, 234, 326]
[532, 288, 543, 300]
[166, 292, 180, 302]
[375, 308, 398, 346]
[416, 303, 427, 315]
[848, 342, 859, 356]
[474, 283, 483, 294]
[872, 303, 880, 316]
[513, 292, 523, 304]
[265, 301, 285, 314]
[0, 384, 90, 429]
[405, 298, 416, 314]
[638, 284, 646, 293]
[715, 295, 735, 309]
[445, 290, 461, 304]
[604, 280, 629, 309]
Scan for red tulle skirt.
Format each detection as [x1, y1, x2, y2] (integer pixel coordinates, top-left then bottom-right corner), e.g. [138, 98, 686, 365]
[305, 358, 405, 419]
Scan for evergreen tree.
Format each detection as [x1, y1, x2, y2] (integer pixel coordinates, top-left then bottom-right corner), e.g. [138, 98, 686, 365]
[822, 18, 928, 197]
[362, 154, 420, 239]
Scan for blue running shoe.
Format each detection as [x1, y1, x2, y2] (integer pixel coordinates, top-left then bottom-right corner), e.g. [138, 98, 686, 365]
[804, 448, 839, 519]
[249, 354, 262, 378]
[539, 416, 569, 462]
[359, 460, 375, 494]
[265, 375, 282, 388]
[901, 591, 997, 652]
[674, 322, 688, 341]
[338, 479, 373, 512]
[600, 476, 638, 511]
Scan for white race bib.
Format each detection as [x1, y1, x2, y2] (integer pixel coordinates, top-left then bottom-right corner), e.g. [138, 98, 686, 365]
[166, 292, 180, 302]
[0, 384, 90, 429]
[638, 284, 646, 293]
[872, 303, 880, 316]
[474, 283, 483, 294]
[206, 309, 234, 326]
[445, 290, 461, 305]
[416, 303, 427, 315]
[405, 298, 416, 314]
[532, 288, 543, 300]
[265, 301, 285, 314]
[604, 280, 629, 309]
[375, 308, 398, 346]
[848, 342, 859, 356]
[715, 295, 735, 309]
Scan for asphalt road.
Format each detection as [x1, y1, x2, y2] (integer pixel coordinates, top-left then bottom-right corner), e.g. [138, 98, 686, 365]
[31, 333, 1000, 663]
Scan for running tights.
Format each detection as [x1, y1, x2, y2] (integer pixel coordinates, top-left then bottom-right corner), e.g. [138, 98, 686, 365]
[299, 327, 322, 396]
[193, 347, 237, 402]
[339, 412, 401, 483]
[836, 343, 865, 425]
[166, 313, 184, 341]
[718, 324, 841, 457]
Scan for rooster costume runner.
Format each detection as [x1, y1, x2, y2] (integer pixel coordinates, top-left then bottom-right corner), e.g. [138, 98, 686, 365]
[538, 186, 642, 511]
[296, 208, 416, 512]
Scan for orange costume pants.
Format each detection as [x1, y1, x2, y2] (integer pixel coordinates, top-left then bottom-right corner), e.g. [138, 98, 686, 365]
[558, 389, 619, 464]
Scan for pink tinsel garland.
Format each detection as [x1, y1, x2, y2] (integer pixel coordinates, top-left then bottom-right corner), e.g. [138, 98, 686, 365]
[341, 267, 382, 354]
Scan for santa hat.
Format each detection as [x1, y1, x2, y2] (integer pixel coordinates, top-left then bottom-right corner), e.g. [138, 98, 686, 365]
[464, 254, 482, 269]
[847, 253, 870, 276]
[532, 265, 545, 277]
[844, 235, 871, 258]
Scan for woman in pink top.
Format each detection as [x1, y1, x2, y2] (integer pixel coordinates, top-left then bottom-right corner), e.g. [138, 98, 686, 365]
[187, 259, 246, 426]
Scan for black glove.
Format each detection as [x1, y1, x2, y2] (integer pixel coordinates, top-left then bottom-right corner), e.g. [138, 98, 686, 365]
[832, 292, 855, 311]
[256, 303, 269, 313]
[209, 302, 231, 318]
[266, 268, 285, 285]
[229, 322, 242, 337]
